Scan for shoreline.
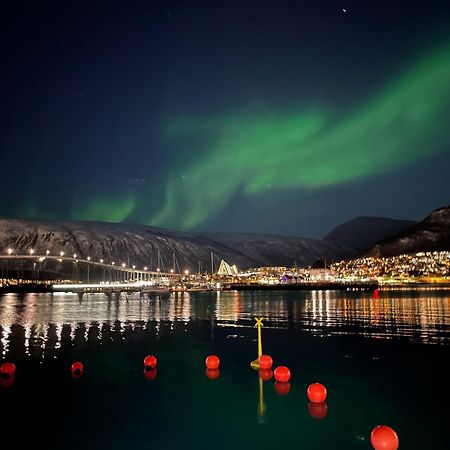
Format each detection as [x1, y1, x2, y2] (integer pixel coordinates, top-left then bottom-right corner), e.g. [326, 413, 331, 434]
[1, 281, 450, 294]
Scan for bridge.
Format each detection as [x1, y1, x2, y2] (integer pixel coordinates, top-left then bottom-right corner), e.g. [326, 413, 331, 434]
[0, 253, 182, 284]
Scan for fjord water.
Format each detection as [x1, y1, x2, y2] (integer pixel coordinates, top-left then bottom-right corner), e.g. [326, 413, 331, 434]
[1, 289, 449, 449]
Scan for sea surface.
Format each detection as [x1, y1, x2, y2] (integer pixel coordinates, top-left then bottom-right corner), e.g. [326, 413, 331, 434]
[1, 289, 449, 449]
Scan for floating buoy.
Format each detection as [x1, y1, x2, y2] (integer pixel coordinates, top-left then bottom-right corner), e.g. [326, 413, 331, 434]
[205, 355, 220, 370]
[308, 401, 328, 419]
[274, 381, 291, 396]
[370, 425, 399, 450]
[274, 366, 290, 382]
[71, 361, 84, 378]
[144, 355, 158, 369]
[0, 375, 15, 388]
[258, 368, 273, 381]
[205, 368, 220, 380]
[307, 382, 327, 403]
[0, 362, 16, 378]
[259, 355, 273, 370]
[143, 368, 158, 380]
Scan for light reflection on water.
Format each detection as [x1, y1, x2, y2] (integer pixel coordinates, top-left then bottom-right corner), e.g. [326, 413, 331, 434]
[0, 289, 449, 358]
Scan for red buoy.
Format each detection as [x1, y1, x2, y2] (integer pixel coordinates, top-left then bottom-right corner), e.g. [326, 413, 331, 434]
[205, 355, 220, 370]
[370, 425, 399, 450]
[144, 355, 158, 369]
[258, 369, 273, 381]
[205, 368, 220, 380]
[259, 355, 273, 370]
[71, 361, 84, 378]
[143, 368, 158, 380]
[274, 381, 291, 395]
[307, 382, 327, 403]
[0, 375, 15, 388]
[308, 401, 328, 419]
[0, 362, 16, 378]
[274, 366, 290, 382]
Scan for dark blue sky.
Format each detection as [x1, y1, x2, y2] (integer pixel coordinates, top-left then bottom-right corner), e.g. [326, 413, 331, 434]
[1, 0, 449, 237]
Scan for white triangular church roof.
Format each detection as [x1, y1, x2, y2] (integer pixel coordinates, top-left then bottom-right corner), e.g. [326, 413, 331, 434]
[217, 259, 238, 276]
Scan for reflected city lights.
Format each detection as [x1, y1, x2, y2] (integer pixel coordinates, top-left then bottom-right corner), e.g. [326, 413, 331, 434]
[0, 290, 448, 361]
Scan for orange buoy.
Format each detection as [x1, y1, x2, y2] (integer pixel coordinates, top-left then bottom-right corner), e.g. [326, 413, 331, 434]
[0, 362, 16, 378]
[308, 401, 328, 419]
[0, 375, 15, 388]
[370, 425, 399, 450]
[307, 382, 327, 403]
[205, 355, 220, 370]
[144, 355, 158, 369]
[259, 355, 273, 370]
[274, 366, 290, 382]
[71, 361, 84, 378]
[143, 368, 158, 380]
[274, 381, 291, 395]
[258, 368, 273, 381]
[205, 368, 220, 380]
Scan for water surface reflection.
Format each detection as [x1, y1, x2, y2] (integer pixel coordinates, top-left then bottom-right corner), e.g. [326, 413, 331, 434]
[0, 289, 448, 359]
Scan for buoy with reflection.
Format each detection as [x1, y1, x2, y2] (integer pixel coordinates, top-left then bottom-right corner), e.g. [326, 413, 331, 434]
[205, 355, 220, 369]
[143, 367, 158, 380]
[307, 382, 327, 403]
[370, 425, 399, 450]
[0, 362, 16, 379]
[258, 369, 273, 381]
[205, 368, 220, 379]
[0, 362, 16, 378]
[308, 401, 328, 419]
[274, 366, 291, 382]
[0, 375, 15, 388]
[71, 361, 84, 379]
[274, 381, 291, 396]
[144, 355, 158, 369]
[259, 355, 273, 370]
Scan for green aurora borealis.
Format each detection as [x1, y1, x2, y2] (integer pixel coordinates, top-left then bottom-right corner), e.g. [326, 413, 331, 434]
[3, 2, 450, 236]
[128, 43, 450, 230]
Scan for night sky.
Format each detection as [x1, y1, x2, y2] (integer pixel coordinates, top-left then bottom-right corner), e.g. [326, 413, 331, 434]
[1, 0, 450, 238]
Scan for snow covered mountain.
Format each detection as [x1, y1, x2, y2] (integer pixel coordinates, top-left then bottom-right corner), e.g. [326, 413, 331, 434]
[0, 218, 356, 272]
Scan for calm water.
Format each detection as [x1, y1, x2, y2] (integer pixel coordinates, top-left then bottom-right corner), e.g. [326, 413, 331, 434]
[1, 289, 449, 449]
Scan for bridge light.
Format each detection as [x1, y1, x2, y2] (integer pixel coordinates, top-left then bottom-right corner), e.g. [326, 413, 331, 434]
[7, 248, 13, 255]
[46, 250, 50, 255]
[100, 259, 103, 263]
[29, 249, 35, 255]
[60, 251, 64, 257]
[144, 266, 148, 271]
[122, 263, 126, 268]
[73, 253, 77, 259]
[87, 256, 91, 261]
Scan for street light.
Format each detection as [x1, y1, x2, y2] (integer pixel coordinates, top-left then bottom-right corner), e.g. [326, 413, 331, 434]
[30, 249, 35, 255]
[87, 256, 91, 261]
[144, 266, 148, 271]
[46, 250, 50, 256]
[100, 259, 104, 263]
[60, 251, 64, 257]
[122, 263, 126, 268]
[184, 270, 189, 275]
[73, 253, 77, 259]
[7, 248, 13, 255]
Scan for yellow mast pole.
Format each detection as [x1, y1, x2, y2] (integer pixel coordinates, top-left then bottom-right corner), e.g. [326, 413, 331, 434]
[250, 317, 264, 369]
